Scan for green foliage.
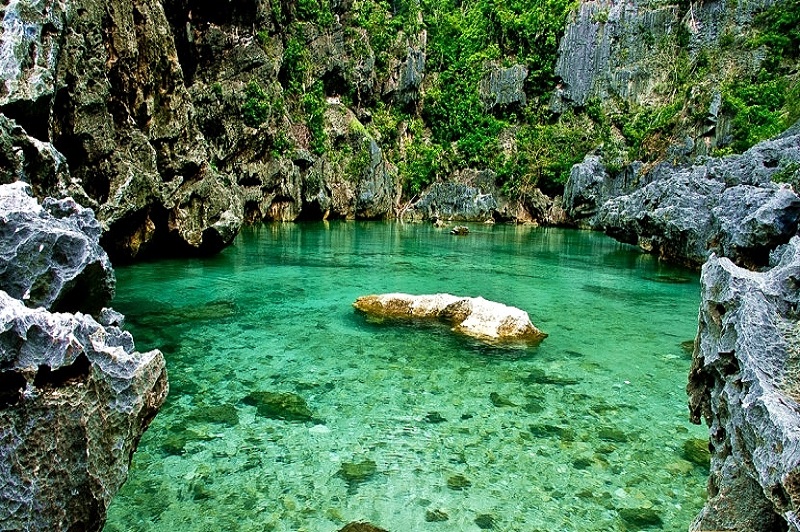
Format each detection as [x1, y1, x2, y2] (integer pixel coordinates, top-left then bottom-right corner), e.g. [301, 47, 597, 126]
[400, 137, 445, 196]
[242, 80, 271, 127]
[346, 140, 373, 180]
[751, 0, 800, 67]
[283, 36, 310, 94]
[297, 0, 334, 26]
[772, 161, 800, 189]
[270, 132, 293, 159]
[722, 75, 789, 152]
[302, 81, 328, 155]
[616, 100, 683, 161]
[498, 111, 602, 196]
[714, 0, 800, 151]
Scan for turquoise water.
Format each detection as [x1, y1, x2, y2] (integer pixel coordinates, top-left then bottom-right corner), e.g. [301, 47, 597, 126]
[104, 223, 708, 532]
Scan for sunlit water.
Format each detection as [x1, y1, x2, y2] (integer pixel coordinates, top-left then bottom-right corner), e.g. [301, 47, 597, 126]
[105, 223, 708, 532]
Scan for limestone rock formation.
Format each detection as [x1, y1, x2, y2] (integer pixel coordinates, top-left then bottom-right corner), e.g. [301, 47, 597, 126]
[0, 292, 168, 532]
[299, 104, 398, 220]
[687, 237, 800, 531]
[480, 64, 528, 111]
[0, 182, 114, 314]
[402, 168, 540, 224]
[551, 0, 776, 110]
[353, 293, 547, 344]
[0, 185, 167, 531]
[551, 0, 786, 159]
[563, 125, 800, 267]
[0, 0, 243, 261]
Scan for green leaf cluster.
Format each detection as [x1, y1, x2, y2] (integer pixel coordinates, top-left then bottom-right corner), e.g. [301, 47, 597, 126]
[302, 81, 328, 155]
[242, 80, 271, 127]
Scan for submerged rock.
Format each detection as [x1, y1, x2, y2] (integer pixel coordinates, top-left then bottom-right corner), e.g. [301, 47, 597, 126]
[241, 391, 315, 422]
[474, 513, 497, 529]
[353, 293, 546, 344]
[687, 236, 800, 530]
[617, 507, 664, 529]
[0, 292, 168, 531]
[425, 509, 449, 522]
[338, 522, 389, 532]
[446, 474, 472, 491]
[489, 391, 518, 408]
[337, 459, 378, 488]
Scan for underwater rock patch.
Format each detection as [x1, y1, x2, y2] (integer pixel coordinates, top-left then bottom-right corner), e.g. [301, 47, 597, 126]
[529, 424, 575, 442]
[185, 403, 240, 426]
[489, 391, 518, 407]
[617, 507, 664, 529]
[423, 411, 447, 423]
[339, 522, 389, 532]
[353, 293, 546, 344]
[474, 513, 497, 529]
[598, 426, 634, 443]
[522, 368, 579, 386]
[681, 438, 710, 469]
[337, 459, 378, 489]
[446, 474, 472, 491]
[241, 391, 315, 422]
[425, 509, 449, 522]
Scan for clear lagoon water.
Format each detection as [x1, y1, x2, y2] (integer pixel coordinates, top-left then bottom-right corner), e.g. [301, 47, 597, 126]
[104, 222, 708, 532]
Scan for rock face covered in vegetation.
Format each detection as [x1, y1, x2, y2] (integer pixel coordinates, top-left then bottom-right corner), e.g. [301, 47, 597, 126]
[688, 237, 800, 531]
[564, 124, 800, 267]
[0, 183, 168, 531]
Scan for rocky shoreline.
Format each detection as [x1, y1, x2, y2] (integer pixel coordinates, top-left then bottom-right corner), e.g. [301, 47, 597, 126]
[1, 0, 799, 529]
[0, 183, 168, 531]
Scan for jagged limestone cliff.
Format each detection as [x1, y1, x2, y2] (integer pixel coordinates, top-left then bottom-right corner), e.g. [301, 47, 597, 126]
[0, 183, 167, 531]
[0, 0, 243, 262]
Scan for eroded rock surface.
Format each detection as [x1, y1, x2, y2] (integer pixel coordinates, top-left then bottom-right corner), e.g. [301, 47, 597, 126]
[0, 0, 243, 261]
[401, 168, 545, 224]
[0, 185, 167, 531]
[0, 292, 168, 532]
[353, 293, 547, 344]
[564, 125, 800, 267]
[0, 182, 114, 314]
[687, 237, 800, 531]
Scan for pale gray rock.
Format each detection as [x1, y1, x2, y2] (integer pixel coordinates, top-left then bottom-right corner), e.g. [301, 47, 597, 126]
[687, 236, 800, 531]
[407, 182, 498, 223]
[480, 64, 528, 110]
[564, 125, 800, 267]
[0, 182, 114, 314]
[0, 0, 65, 140]
[0, 291, 168, 532]
[396, 46, 425, 106]
[551, 0, 780, 111]
[402, 168, 538, 224]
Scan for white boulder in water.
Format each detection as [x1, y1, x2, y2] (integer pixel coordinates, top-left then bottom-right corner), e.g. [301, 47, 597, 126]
[353, 293, 546, 344]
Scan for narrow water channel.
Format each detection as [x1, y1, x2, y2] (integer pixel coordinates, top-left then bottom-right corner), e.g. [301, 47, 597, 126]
[105, 222, 708, 531]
